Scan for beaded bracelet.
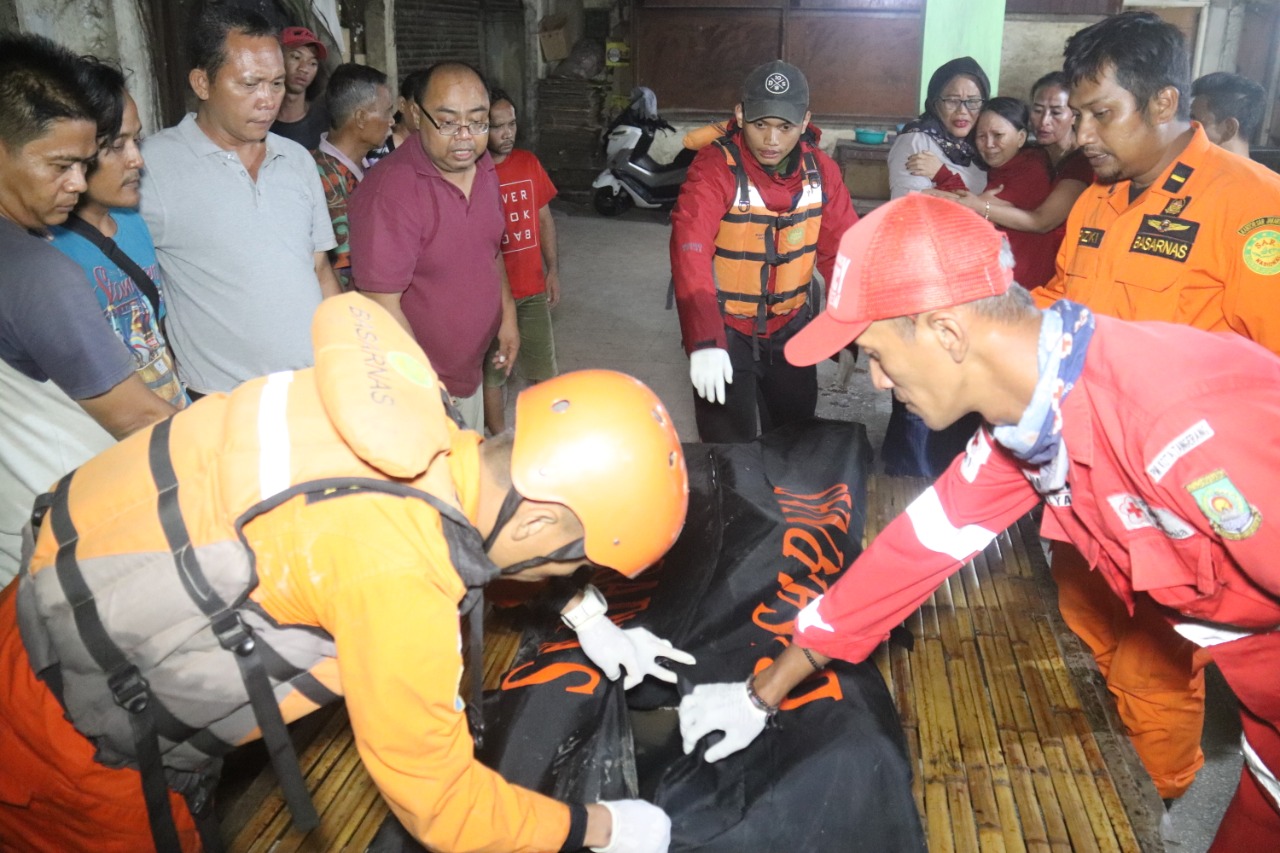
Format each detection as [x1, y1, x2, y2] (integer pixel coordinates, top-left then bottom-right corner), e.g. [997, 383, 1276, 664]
[745, 673, 779, 717]
[800, 646, 824, 673]
[983, 200, 991, 221]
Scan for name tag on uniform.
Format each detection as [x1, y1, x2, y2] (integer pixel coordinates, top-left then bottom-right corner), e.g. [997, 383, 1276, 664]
[1130, 216, 1200, 262]
[1078, 227, 1104, 248]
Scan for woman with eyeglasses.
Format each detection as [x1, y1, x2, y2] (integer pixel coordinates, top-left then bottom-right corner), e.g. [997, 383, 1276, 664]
[879, 57, 990, 479]
[887, 57, 990, 199]
[926, 72, 1094, 270]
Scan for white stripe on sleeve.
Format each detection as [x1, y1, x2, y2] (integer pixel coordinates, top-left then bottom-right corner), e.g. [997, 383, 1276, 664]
[797, 597, 835, 634]
[905, 486, 999, 561]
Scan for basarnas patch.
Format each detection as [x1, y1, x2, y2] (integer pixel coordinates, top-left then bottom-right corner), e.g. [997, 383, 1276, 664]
[1185, 469, 1261, 540]
[1130, 215, 1199, 262]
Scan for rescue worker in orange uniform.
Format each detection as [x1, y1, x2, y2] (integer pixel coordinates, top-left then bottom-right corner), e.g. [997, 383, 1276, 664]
[0, 294, 691, 853]
[1029, 12, 1280, 801]
[670, 60, 857, 443]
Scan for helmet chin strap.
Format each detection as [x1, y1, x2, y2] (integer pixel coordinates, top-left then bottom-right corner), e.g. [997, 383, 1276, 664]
[482, 486, 524, 553]
[484, 486, 587, 576]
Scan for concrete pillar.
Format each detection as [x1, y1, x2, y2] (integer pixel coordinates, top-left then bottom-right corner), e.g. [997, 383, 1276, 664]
[11, 0, 161, 133]
[363, 0, 398, 84]
[1, 0, 20, 31]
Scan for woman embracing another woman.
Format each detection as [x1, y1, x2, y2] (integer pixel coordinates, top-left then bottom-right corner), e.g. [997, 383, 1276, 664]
[888, 56, 990, 200]
[928, 72, 1095, 288]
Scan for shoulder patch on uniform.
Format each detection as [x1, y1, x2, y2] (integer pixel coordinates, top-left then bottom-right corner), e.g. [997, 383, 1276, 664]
[1146, 419, 1214, 482]
[1078, 227, 1104, 248]
[1242, 230, 1280, 276]
[1185, 469, 1262, 540]
[1161, 196, 1191, 216]
[1237, 216, 1280, 236]
[1160, 162, 1194, 193]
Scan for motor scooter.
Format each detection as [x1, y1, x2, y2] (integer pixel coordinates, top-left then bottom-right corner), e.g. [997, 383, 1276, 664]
[592, 88, 695, 216]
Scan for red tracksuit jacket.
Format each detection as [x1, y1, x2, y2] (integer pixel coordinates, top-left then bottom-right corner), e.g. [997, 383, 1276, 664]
[796, 316, 1280, 788]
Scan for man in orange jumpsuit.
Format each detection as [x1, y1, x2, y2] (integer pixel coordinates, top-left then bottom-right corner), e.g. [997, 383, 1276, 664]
[1030, 12, 1280, 801]
[0, 294, 690, 853]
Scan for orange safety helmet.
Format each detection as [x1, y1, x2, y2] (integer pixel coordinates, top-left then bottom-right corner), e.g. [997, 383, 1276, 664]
[511, 370, 689, 577]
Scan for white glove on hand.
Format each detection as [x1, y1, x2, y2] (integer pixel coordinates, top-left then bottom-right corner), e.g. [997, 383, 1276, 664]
[590, 800, 672, 853]
[576, 616, 696, 690]
[678, 680, 768, 763]
[689, 348, 733, 404]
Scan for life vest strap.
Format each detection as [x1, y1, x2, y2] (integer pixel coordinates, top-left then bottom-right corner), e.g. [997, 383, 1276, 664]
[213, 609, 319, 831]
[802, 150, 822, 190]
[714, 138, 753, 213]
[720, 206, 821, 227]
[716, 280, 812, 307]
[467, 601, 486, 748]
[149, 422, 230, 614]
[48, 472, 185, 852]
[713, 243, 818, 266]
[148, 418, 321, 835]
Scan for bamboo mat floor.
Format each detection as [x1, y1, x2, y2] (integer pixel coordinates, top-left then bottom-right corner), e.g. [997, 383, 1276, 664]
[221, 475, 1165, 852]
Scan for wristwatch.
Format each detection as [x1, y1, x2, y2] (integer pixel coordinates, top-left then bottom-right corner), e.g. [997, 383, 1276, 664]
[560, 584, 608, 630]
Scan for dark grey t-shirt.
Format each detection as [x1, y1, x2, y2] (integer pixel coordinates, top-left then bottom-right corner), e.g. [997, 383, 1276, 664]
[0, 217, 133, 399]
[271, 99, 331, 150]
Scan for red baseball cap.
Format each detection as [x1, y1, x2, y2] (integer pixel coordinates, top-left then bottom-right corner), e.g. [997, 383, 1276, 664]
[785, 194, 1014, 367]
[281, 26, 327, 61]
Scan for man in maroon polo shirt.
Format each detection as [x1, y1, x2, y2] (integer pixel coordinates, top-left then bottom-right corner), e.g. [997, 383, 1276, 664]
[349, 61, 518, 429]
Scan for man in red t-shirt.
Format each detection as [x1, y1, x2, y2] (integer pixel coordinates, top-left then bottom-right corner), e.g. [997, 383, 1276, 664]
[482, 89, 560, 434]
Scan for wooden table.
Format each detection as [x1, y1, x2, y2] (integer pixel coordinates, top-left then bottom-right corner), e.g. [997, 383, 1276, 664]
[222, 476, 1164, 852]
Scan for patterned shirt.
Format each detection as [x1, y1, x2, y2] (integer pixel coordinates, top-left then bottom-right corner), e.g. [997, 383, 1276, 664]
[313, 135, 365, 285]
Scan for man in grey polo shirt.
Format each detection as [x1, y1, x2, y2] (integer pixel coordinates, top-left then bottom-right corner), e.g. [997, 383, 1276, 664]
[140, 6, 341, 395]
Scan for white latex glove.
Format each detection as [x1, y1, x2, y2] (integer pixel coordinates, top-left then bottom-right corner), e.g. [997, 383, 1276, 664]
[591, 800, 672, 853]
[678, 679, 768, 763]
[689, 348, 732, 404]
[576, 616, 696, 690]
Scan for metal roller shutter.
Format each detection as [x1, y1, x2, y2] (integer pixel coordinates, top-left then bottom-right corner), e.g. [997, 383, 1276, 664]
[395, 0, 483, 73]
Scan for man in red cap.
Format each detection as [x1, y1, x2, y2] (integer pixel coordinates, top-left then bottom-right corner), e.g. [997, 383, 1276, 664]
[272, 25, 329, 148]
[677, 193, 1280, 851]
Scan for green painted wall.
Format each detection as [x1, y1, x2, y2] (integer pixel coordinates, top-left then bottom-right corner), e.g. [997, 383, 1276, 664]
[919, 0, 1007, 111]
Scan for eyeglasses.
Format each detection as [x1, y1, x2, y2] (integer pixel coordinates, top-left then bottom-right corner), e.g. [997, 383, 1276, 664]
[938, 97, 985, 114]
[418, 107, 489, 137]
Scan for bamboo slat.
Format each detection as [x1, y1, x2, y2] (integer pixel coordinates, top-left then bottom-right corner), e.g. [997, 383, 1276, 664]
[225, 476, 1159, 853]
[864, 478, 1151, 852]
[226, 615, 523, 852]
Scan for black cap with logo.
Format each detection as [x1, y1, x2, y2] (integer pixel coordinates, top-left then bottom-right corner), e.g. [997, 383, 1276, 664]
[741, 60, 810, 125]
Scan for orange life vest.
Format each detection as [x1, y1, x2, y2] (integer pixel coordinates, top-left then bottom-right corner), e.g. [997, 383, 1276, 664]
[15, 294, 496, 850]
[712, 138, 824, 337]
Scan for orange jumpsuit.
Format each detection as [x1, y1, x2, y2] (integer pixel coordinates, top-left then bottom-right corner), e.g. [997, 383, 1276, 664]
[1030, 124, 1280, 798]
[0, 429, 573, 853]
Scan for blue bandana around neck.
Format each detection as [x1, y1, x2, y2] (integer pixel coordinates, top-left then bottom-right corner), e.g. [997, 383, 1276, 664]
[992, 300, 1095, 492]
